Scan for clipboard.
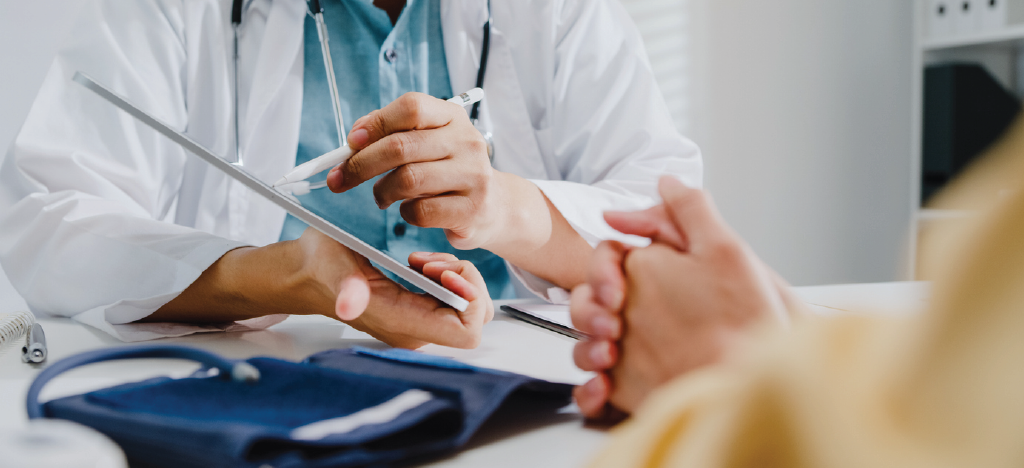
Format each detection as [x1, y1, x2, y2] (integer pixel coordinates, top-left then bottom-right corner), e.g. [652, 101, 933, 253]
[73, 72, 469, 312]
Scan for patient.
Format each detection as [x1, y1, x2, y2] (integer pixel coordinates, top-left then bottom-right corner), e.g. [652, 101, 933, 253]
[571, 118, 1024, 467]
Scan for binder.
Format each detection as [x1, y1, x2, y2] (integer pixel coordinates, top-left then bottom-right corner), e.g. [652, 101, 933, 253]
[922, 64, 1021, 204]
[929, 0, 956, 39]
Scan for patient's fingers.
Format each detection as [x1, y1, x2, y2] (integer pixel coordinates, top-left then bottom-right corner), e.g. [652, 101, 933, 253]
[573, 339, 617, 371]
[588, 241, 629, 311]
[570, 284, 621, 339]
[574, 374, 612, 419]
[658, 176, 731, 250]
[604, 206, 687, 251]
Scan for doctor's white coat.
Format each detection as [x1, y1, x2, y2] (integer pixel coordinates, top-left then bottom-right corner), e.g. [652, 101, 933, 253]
[0, 0, 702, 341]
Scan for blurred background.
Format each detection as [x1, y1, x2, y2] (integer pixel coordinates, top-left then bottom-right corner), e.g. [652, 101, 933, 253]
[0, 0, 1016, 292]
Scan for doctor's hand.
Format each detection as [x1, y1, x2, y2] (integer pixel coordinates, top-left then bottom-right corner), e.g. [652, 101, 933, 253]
[325, 93, 519, 251]
[571, 177, 802, 418]
[149, 228, 493, 349]
[337, 249, 495, 350]
[292, 229, 494, 349]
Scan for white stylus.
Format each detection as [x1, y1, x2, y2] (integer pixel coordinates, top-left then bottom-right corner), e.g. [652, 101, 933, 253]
[273, 88, 485, 188]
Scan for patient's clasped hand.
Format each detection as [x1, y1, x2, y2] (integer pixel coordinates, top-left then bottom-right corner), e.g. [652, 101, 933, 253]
[570, 119, 1024, 468]
[570, 176, 805, 417]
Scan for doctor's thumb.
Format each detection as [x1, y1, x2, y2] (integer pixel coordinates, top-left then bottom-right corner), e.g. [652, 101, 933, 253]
[335, 274, 371, 321]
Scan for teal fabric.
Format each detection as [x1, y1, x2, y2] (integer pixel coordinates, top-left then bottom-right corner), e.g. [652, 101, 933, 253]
[281, 0, 513, 299]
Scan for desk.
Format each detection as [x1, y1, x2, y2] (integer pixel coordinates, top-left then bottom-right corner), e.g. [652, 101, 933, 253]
[0, 281, 929, 467]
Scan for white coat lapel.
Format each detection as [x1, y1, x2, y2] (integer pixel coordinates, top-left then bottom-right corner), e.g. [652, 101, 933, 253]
[241, 0, 304, 174]
[231, 0, 305, 245]
[439, 0, 487, 95]
[439, 0, 552, 180]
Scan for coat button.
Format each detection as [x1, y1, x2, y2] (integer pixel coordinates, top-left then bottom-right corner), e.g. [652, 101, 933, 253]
[393, 223, 406, 237]
[384, 48, 398, 63]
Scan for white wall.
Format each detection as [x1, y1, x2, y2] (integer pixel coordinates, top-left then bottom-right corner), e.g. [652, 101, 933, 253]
[626, 0, 915, 286]
[0, 0, 85, 309]
[0, 0, 84, 158]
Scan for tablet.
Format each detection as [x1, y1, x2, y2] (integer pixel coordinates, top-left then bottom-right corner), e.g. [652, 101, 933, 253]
[73, 72, 469, 312]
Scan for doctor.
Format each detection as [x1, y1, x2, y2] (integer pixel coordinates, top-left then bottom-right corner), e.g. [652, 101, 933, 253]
[0, 0, 701, 345]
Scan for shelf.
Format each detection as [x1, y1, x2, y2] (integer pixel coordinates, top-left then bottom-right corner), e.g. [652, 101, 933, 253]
[921, 24, 1024, 51]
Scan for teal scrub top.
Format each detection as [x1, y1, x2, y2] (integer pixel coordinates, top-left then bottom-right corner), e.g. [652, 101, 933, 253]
[280, 0, 514, 299]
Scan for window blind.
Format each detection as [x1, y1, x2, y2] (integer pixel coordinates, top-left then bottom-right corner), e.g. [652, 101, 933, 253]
[619, 0, 690, 133]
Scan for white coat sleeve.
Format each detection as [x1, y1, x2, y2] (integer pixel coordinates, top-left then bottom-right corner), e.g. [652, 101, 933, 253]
[0, 0, 284, 341]
[512, 0, 703, 300]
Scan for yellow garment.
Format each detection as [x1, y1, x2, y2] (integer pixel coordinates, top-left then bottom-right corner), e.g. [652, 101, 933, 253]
[591, 119, 1024, 468]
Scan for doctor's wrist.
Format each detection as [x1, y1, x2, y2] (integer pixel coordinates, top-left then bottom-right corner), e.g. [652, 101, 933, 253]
[481, 172, 552, 253]
[147, 245, 286, 323]
[147, 241, 325, 324]
[229, 239, 340, 317]
[480, 174, 591, 290]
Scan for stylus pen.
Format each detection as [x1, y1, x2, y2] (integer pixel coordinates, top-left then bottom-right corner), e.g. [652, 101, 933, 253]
[273, 88, 485, 188]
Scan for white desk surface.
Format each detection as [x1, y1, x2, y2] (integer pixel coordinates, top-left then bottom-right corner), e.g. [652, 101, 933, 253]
[0, 281, 929, 467]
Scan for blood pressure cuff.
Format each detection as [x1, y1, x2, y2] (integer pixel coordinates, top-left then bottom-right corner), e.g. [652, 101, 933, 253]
[26, 345, 573, 467]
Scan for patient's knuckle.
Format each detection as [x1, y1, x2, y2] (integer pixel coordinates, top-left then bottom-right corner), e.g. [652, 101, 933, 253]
[626, 245, 674, 277]
[676, 189, 710, 213]
[623, 248, 650, 273]
[707, 238, 744, 264]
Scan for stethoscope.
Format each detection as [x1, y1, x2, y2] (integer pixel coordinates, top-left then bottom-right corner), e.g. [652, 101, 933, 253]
[229, 0, 493, 191]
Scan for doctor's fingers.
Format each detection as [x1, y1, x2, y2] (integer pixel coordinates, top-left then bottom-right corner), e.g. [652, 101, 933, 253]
[398, 194, 479, 231]
[421, 259, 495, 324]
[334, 274, 372, 321]
[408, 251, 461, 272]
[337, 126, 486, 193]
[372, 159, 488, 209]
[361, 290, 485, 349]
[347, 92, 463, 150]
[410, 252, 494, 324]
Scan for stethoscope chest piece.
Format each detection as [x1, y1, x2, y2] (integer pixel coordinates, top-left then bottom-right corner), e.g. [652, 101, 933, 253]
[474, 123, 495, 164]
